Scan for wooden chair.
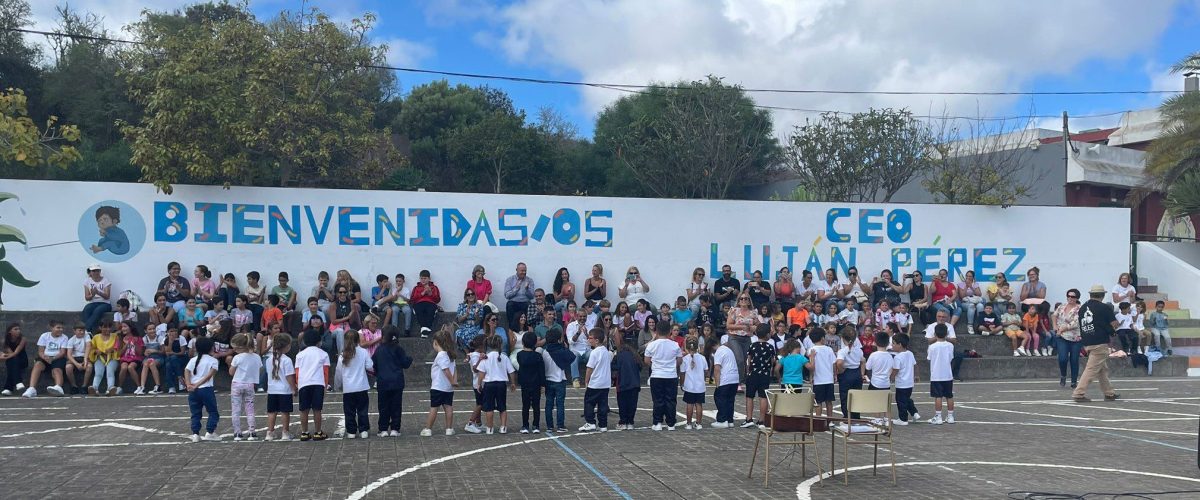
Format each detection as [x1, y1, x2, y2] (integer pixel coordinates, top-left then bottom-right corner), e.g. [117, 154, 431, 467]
[747, 389, 824, 486]
[829, 389, 895, 484]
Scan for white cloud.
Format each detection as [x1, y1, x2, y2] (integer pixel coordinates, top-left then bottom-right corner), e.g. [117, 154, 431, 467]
[381, 37, 435, 67]
[484, 0, 1179, 135]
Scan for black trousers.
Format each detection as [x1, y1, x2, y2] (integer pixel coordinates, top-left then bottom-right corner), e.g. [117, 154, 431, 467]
[521, 385, 541, 429]
[342, 390, 371, 434]
[649, 377, 678, 426]
[837, 369, 863, 419]
[4, 355, 27, 391]
[1117, 329, 1138, 353]
[616, 388, 639, 425]
[895, 387, 919, 421]
[583, 388, 610, 427]
[714, 383, 737, 423]
[413, 302, 438, 331]
[377, 388, 403, 432]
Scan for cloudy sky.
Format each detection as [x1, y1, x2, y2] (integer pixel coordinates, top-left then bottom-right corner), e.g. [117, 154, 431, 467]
[23, 0, 1200, 137]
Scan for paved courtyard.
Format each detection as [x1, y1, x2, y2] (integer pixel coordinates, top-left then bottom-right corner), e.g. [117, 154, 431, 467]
[1, 377, 1197, 499]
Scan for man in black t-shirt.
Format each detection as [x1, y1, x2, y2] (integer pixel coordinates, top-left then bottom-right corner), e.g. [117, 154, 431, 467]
[1073, 284, 1120, 402]
[713, 265, 741, 309]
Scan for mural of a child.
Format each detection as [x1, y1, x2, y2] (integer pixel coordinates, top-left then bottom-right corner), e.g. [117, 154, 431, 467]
[90, 206, 129, 255]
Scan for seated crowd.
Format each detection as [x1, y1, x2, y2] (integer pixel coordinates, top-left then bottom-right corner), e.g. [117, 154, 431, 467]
[0, 261, 1169, 441]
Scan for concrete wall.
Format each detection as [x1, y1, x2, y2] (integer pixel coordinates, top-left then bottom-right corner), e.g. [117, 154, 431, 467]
[1136, 242, 1200, 312]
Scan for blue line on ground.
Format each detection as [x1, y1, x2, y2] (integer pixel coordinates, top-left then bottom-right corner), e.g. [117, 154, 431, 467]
[547, 432, 634, 500]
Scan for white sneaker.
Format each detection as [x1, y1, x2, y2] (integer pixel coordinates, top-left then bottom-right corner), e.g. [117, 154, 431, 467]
[15, 383, 25, 391]
[683, 423, 693, 430]
[149, 386, 161, 395]
[1017, 347, 1028, 356]
[21, 387, 35, 398]
[281, 432, 294, 441]
[346, 432, 355, 439]
[359, 431, 369, 439]
[168, 388, 177, 394]
[578, 423, 598, 432]
[1043, 348, 1052, 356]
[667, 425, 676, 431]
[47, 385, 64, 396]
[202, 432, 221, 441]
[946, 414, 956, 424]
[710, 421, 731, 428]
[378, 431, 389, 438]
[520, 427, 530, 434]
[191, 434, 201, 443]
[389, 430, 401, 437]
[465, 423, 482, 434]
[446, 428, 455, 436]
[928, 416, 944, 425]
[651, 423, 662, 431]
[420, 428, 433, 437]
[1013, 350, 1021, 357]
[134, 386, 145, 395]
[178, 382, 186, 391]
[693, 423, 703, 429]
[531, 428, 540, 434]
[234, 433, 244, 441]
[740, 420, 757, 428]
[912, 413, 921, 421]
[115, 387, 124, 395]
[0, 390, 10, 396]
[264, 433, 275, 441]
[485, 427, 494, 435]
[257, 388, 265, 393]
[892, 419, 909, 426]
[420, 327, 431, 338]
[498, 426, 508, 434]
[1032, 349, 1042, 357]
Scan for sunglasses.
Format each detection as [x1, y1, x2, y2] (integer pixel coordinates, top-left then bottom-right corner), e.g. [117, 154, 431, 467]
[337, 291, 348, 294]
[1067, 294, 1078, 299]
[466, 293, 475, 297]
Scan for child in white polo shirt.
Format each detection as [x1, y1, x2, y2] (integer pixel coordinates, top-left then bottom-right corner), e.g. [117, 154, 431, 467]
[806, 333, 836, 417]
[927, 324, 956, 425]
[579, 328, 612, 432]
[710, 335, 740, 428]
[889, 333, 919, 425]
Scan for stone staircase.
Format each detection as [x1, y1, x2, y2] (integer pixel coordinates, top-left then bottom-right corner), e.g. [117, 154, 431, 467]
[1136, 278, 1200, 347]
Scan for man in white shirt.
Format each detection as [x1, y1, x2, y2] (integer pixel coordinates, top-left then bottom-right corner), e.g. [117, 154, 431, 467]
[924, 309, 957, 344]
[644, 323, 682, 430]
[566, 314, 590, 387]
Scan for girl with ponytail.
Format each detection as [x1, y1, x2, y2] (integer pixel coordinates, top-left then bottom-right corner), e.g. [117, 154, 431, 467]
[264, 333, 295, 441]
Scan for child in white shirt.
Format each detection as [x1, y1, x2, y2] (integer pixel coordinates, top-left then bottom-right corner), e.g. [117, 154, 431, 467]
[464, 337, 487, 434]
[228, 333, 263, 440]
[185, 337, 220, 442]
[893, 304, 913, 335]
[423, 328, 458, 437]
[295, 329, 331, 441]
[1115, 302, 1136, 354]
[65, 323, 91, 395]
[477, 334, 516, 434]
[679, 337, 708, 430]
[337, 329, 375, 438]
[806, 333, 836, 417]
[889, 333, 920, 425]
[710, 334, 740, 428]
[264, 333, 295, 441]
[927, 324, 955, 425]
[864, 331, 894, 391]
[580, 328, 612, 432]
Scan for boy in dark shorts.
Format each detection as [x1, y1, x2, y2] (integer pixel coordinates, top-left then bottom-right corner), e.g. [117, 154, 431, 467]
[927, 323, 956, 425]
[742, 324, 776, 428]
[805, 330, 836, 417]
[295, 329, 330, 440]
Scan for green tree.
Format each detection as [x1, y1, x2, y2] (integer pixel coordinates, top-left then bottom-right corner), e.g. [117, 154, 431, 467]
[446, 109, 550, 194]
[921, 118, 1041, 206]
[0, 0, 44, 128]
[1141, 51, 1200, 215]
[595, 76, 779, 199]
[121, 3, 400, 192]
[784, 108, 934, 203]
[0, 88, 81, 167]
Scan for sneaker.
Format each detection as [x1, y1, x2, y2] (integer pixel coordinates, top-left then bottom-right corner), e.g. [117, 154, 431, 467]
[134, 386, 145, 395]
[1042, 348, 1051, 356]
[445, 428, 455, 436]
[1073, 396, 1092, 403]
[694, 423, 703, 430]
[389, 430, 401, 437]
[946, 414, 955, 424]
[168, 387, 177, 394]
[149, 386, 161, 395]
[249, 432, 259, 440]
[710, 421, 731, 429]
[0, 390, 9, 396]
[928, 416, 944, 425]
[115, 387, 124, 395]
[191, 434, 201, 443]
[1104, 393, 1121, 401]
[667, 425, 676, 431]
[485, 427, 494, 435]
[202, 432, 221, 442]
[346, 432, 356, 439]
[520, 427, 530, 434]
[234, 433, 245, 441]
[178, 382, 186, 391]
[359, 431, 369, 439]
[683, 423, 693, 430]
[598, 427, 608, 432]
[578, 423, 598, 432]
[465, 423, 483, 434]
[498, 426, 508, 434]
[531, 428, 540, 434]
[420, 327, 431, 338]
[892, 419, 909, 426]
[912, 413, 921, 421]
[299, 433, 312, 441]
[572, 379, 581, 389]
[265, 433, 276, 442]
[557, 427, 568, 433]
[1060, 377, 1066, 387]
[652, 423, 662, 431]
[281, 432, 294, 441]
[1032, 349, 1042, 357]
[313, 432, 328, 441]
[257, 388, 265, 393]
[1013, 350, 1021, 357]
[1018, 347, 1028, 356]
[740, 420, 757, 428]
[15, 383, 25, 391]
[47, 385, 64, 396]
[21, 387, 35, 398]
[87, 386, 97, 396]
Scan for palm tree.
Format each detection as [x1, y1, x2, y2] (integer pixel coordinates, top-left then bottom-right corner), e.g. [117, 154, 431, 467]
[1141, 51, 1200, 215]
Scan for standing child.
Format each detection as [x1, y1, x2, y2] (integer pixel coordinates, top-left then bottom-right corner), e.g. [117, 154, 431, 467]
[927, 324, 955, 425]
[645, 321, 682, 431]
[421, 326, 457, 437]
[579, 328, 613, 432]
[337, 329, 374, 439]
[264, 333, 295, 441]
[295, 329, 331, 441]
[710, 335, 740, 428]
[1148, 300, 1172, 355]
[542, 330, 574, 433]
[614, 341, 642, 430]
[228, 333, 262, 440]
[806, 332, 836, 418]
[680, 338, 707, 430]
[889, 333, 920, 425]
[775, 339, 807, 392]
[477, 335, 516, 434]
[742, 324, 776, 428]
[864, 331, 894, 391]
[834, 325, 864, 419]
[516, 332, 545, 434]
[186, 337, 220, 442]
[64, 323, 91, 395]
[1114, 302, 1136, 354]
[373, 325, 413, 437]
[463, 336, 487, 434]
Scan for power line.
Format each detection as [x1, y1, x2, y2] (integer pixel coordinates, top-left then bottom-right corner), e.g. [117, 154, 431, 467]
[3, 26, 1157, 122]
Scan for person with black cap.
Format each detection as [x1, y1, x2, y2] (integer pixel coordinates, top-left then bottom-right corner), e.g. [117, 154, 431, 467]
[1072, 284, 1120, 403]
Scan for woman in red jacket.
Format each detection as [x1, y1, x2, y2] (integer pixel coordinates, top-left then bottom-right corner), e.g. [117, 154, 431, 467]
[411, 270, 442, 338]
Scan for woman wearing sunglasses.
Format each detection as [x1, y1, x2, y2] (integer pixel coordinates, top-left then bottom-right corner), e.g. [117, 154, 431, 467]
[1052, 290, 1083, 388]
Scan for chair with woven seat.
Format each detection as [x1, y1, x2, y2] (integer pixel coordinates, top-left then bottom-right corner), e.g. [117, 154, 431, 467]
[829, 389, 895, 484]
[747, 389, 824, 486]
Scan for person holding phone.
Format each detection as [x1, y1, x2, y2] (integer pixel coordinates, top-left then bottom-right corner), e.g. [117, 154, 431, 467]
[619, 266, 650, 307]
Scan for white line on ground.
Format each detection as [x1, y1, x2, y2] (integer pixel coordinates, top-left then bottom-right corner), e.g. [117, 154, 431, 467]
[956, 404, 1091, 421]
[1043, 401, 1196, 417]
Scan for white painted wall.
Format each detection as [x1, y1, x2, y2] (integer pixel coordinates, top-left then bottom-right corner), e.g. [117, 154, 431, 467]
[1136, 242, 1200, 313]
[0, 179, 1130, 312]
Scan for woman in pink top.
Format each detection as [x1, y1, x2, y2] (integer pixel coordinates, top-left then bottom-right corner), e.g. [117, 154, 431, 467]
[359, 314, 384, 364]
[552, 267, 576, 315]
[466, 265, 492, 305]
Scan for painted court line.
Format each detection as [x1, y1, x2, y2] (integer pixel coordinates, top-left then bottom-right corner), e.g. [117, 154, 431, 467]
[962, 420, 1195, 436]
[1044, 401, 1196, 417]
[955, 404, 1091, 421]
[549, 433, 634, 500]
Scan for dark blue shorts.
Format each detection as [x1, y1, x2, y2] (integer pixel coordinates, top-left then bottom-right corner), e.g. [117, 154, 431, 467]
[813, 383, 835, 403]
[930, 380, 953, 399]
[267, 393, 293, 413]
[298, 385, 324, 411]
[682, 391, 705, 404]
[430, 389, 454, 408]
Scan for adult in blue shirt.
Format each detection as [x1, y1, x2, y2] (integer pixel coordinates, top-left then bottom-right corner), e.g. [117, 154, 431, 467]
[504, 263, 535, 334]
